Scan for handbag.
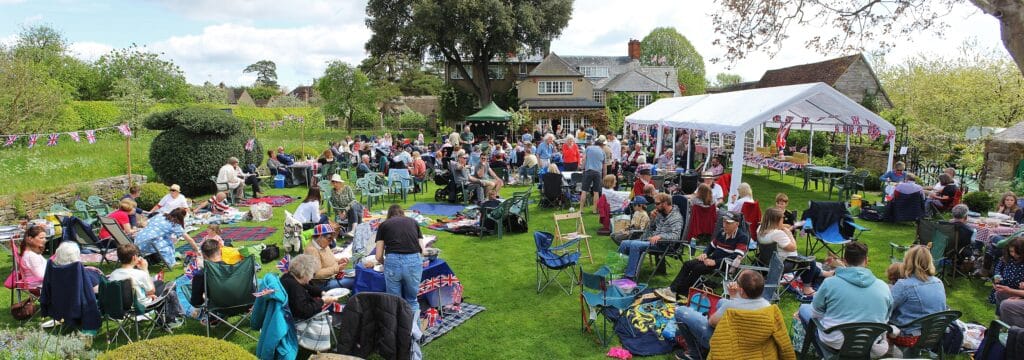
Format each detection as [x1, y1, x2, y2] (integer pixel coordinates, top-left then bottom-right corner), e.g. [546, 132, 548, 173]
[295, 313, 333, 351]
[11, 298, 35, 320]
[686, 286, 722, 317]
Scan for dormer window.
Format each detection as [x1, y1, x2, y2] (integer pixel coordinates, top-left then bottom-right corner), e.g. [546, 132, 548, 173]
[578, 66, 609, 78]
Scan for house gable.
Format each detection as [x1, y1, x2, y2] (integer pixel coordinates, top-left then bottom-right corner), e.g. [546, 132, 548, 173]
[604, 70, 674, 93]
[528, 53, 584, 77]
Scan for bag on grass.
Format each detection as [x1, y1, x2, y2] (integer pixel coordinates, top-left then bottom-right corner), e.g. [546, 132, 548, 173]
[249, 202, 273, 222]
[11, 298, 35, 320]
[296, 314, 333, 352]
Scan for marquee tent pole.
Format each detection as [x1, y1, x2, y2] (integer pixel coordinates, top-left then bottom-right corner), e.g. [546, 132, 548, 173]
[809, 127, 814, 164]
[729, 129, 747, 196]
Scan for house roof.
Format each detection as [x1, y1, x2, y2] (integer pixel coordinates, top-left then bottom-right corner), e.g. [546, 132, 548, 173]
[757, 54, 862, 88]
[558, 56, 679, 96]
[519, 98, 605, 110]
[604, 70, 674, 93]
[990, 121, 1024, 143]
[226, 88, 247, 104]
[528, 53, 583, 77]
[289, 86, 313, 96]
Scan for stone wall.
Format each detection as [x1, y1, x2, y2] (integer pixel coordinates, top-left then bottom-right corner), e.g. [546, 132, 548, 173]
[833, 57, 892, 108]
[830, 144, 890, 173]
[0, 175, 147, 222]
[982, 140, 1024, 191]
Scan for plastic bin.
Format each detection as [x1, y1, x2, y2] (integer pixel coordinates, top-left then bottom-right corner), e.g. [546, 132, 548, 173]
[273, 174, 286, 189]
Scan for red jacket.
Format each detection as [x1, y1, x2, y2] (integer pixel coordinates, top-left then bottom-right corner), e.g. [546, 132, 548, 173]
[562, 143, 579, 164]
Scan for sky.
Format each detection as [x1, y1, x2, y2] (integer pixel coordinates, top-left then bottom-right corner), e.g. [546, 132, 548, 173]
[0, 0, 1006, 90]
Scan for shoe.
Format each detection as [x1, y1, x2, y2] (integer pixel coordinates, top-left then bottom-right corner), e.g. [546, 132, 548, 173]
[674, 348, 699, 360]
[41, 319, 58, 328]
[166, 318, 184, 330]
[654, 287, 677, 303]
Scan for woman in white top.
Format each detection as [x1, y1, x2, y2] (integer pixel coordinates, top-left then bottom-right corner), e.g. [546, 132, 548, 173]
[727, 182, 755, 212]
[151, 184, 189, 214]
[19, 225, 48, 287]
[757, 207, 830, 296]
[295, 186, 326, 230]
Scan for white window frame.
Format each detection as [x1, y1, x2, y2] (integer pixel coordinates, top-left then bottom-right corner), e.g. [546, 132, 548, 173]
[578, 66, 609, 78]
[487, 65, 505, 80]
[561, 116, 575, 133]
[593, 90, 605, 104]
[518, 63, 528, 75]
[635, 93, 653, 108]
[538, 80, 573, 95]
[537, 118, 552, 132]
[578, 117, 591, 130]
[450, 65, 472, 80]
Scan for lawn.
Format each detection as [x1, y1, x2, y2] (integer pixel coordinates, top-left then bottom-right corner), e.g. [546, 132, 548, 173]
[0, 165, 996, 359]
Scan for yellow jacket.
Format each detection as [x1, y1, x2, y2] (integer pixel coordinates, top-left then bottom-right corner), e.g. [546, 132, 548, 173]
[707, 304, 796, 360]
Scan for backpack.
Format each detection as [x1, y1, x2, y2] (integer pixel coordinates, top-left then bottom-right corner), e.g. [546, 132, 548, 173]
[507, 215, 528, 233]
[858, 205, 884, 222]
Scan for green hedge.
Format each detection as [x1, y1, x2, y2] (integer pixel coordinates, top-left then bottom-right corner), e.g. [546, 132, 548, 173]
[99, 335, 254, 360]
[50, 101, 325, 133]
[136, 182, 168, 210]
[71, 101, 122, 129]
[963, 191, 995, 214]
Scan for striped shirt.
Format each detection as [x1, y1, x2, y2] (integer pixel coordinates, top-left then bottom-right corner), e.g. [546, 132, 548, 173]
[207, 196, 230, 214]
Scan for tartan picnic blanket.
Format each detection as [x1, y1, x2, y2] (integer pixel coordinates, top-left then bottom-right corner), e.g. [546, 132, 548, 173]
[420, 303, 486, 345]
[194, 226, 277, 242]
[240, 196, 295, 207]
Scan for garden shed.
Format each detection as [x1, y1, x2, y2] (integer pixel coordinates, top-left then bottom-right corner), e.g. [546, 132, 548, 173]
[982, 121, 1024, 190]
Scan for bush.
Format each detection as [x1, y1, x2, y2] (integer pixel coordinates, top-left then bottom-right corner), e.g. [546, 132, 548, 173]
[99, 335, 254, 360]
[858, 169, 882, 191]
[397, 110, 427, 129]
[136, 182, 168, 210]
[145, 107, 264, 197]
[0, 327, 98, 359]
[963, 191, 995, 214]
[71, 101, 121, 129]
[288, 145, 320, 159]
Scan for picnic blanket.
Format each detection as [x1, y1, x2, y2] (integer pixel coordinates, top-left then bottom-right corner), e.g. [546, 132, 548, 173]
[420, 303, 486, 345]
[240, 196, 295, 207]
[195, 226, 277, 242]
[409, 203, 466, 217]
[80, 252, 118, 264]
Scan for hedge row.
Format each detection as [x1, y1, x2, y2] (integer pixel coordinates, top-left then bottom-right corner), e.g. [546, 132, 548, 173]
[51, 101, 324, 132]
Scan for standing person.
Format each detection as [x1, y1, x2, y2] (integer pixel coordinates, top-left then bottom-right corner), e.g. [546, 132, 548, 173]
[675, 130, 690, 169]
[294, 187, 327, 230]
[460, 126, 475, 153]
[536, 134, 556, 169]
[561, 134, 580, 171]
[133, 208, 200, 267]
[608, 134, 622, 164]
[581, 138, 606, 213]
[150, 184, 189, 214]
[375, 205, 424, 317]
[798, 242, 893, 358]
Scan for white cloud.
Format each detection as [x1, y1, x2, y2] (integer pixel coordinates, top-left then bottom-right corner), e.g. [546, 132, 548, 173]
[68, 41, 113, 60]
[149, 23, 371, 87]
[150, 0, 366, 24]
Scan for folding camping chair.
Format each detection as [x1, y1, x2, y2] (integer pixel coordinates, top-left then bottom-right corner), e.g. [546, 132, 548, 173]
[202, 256, 258, 340]
[5, 234, 40, 318]
[98, 215, 134, 256]
[97, 278, 169, 346]
[579, 265, 647, 346]
[39, 261, 100, 336]
[535, 231, 580, 295]
[554, 212, 593, 264]
[802, 201, 870, 257]
[540, 172, 569, 209]
[740, 201, 762, 242]
[644, 195, 692, 283]
[62, 216, 111, 265]
[800, 318, 890, 360]
[685, 203, 718, 245]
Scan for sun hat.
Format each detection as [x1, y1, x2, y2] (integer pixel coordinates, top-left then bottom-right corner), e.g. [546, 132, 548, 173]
[313, 223, 335, 236]
[330, 174, 344, 183]
[169, 184, 181, 192]
[701, 171, 717, 179]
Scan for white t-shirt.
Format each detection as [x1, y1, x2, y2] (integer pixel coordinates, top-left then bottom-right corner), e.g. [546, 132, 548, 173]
[759, 228, 797, 260]
[217, 164, 242, 189]
[109, 268, 155, 305]
[295, 201, 321, 224]
[711, 184, 724, 204]
[157, 194, 189, 213]
[727, 196, 754, 212]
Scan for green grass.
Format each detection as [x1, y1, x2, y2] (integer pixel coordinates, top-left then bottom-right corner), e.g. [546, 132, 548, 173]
[0, 165, 995, 358]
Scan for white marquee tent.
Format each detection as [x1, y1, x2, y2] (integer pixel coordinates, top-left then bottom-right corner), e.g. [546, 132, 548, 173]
[625, 82, 897, 195]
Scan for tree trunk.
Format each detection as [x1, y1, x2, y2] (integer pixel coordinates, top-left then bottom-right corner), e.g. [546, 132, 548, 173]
[973, 1, 1024, 75]
[347, 108, 353, 133]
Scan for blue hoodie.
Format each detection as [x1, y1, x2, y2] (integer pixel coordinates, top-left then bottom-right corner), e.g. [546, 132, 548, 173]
[251, 274, 298, 360]
[812, 266, 892, 349]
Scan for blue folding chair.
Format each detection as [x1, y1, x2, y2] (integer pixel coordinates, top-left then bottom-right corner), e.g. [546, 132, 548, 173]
[802, 201, 870, 257]
[580, 265, 646, 346]
[535, 231, 580, 295]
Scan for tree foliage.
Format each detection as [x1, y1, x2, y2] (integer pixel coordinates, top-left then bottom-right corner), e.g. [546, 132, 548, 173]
[365, 0, 573, 106]
[0, 49, 69, 134]
[243, 60, 279, 88]
[246, 85, 279, 102]
[96, 45, 190, 102]
[605, 92, 638, 134]
[640, 27, 706, 95]
[709, 0, 1024, 77]
[10, 25, 103, 101]
[190, 82, 227, 104]
[359, 54, 444, 96]
[112, 77, 155, 128]
[713, 73, 743, 87]
[317, 61, 380, 132]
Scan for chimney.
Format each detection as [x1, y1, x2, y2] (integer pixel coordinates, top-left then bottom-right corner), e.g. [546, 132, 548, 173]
[628, 39, 641, 60]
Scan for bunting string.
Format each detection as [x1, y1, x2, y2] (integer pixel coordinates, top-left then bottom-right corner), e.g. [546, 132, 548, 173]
[1, 125, 131, 148]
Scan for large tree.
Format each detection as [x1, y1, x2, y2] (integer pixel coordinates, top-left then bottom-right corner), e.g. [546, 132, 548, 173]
[359, 54, 444, 96]
[243, 60, 279, 88]
[365, 0, 573, 106]
[12, 25, 103, 100]
[317, 61, 380, 132]
[96, 45, 190, 102]
[0, 49, 68, 133]
[640, 27, 706, 95]
[711, 0, 1024, 76]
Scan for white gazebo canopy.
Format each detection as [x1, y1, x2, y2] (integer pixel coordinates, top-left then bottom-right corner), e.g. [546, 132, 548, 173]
[625, 82, 897, 195]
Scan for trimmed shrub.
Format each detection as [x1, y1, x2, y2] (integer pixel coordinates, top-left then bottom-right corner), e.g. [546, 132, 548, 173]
[136, 182, 168, 210]
[99, 335, 254, 360]
[145, 107, 264, 197]
[71, 101, 121, 129]
[0, 327, 98, 359]
[962, 191, 995, 214]
[288, 145, 320, 159]
[858, 169, 882, 192]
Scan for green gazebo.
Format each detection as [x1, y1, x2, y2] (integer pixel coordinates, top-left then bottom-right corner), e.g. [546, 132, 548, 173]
[465, 101, 512, 140]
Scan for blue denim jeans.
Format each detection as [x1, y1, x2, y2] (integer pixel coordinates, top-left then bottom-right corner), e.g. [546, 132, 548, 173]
[321, 277, 354, 291]
[676, 306, 713, 350]
[385, 253, 423, 316]
[617, 240, 664, 278]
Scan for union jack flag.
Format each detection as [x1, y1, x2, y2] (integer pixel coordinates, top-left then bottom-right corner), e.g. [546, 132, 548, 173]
[85, 130, 96, 144]
[245, 138, 255, 151]
[4, 135, 16, 147]
[184, 260, 200, 279]
[117, 124, 132, 137]
[322, 302, 344, 313]
[772, 115, 781, 122]
[68, 132, 80, 142]
[28, 134, 39, 148]
[422, 308, 440, 328]
[276, 254, 291, 273]
[47, 133, 58, 146]
[440, 274, 459, 287]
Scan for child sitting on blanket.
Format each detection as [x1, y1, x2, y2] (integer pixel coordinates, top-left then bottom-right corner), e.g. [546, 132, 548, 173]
[611, 197, 651, 245]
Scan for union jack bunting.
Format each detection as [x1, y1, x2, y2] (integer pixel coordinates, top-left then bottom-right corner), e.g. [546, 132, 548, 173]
[28, 134, 39, 148]
[834, 125, 840, 133]
[68, 132, 80, 142]
[4, 135, 16, 147]
[851, 116, 860, 126]
[800, 117, 809, 128]
[772, 115, 781, 122]
[784, 116, 794, 124]
[857, 125, 864, 135]
[885, 130, 896, 143]
[117, 124, 132, 137]
[47, 133, 58, 146]
[276, 254, 291, 273]
[85, 130, 96, 144]
[867, 124, 881, 140]
[245, 138, 255, 151]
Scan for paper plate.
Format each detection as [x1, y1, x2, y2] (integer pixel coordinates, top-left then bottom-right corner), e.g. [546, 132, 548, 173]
[324, 288, 350, 298]
[343, 269, 356, 278]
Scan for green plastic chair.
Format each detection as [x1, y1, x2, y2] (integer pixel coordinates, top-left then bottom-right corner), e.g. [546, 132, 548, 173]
[87, 196, 113, 216]
[801, 318, 890, 360]
[509, 189, 531, 224]
[356, 173, 387, 210]
[481, 200, 514, 239]
[97, 277, 167, 346]
[892, 310, 961, 359]
[73, 200, 97, 226]
[202, 256, 258, 341]
[317, 179, 333, 218]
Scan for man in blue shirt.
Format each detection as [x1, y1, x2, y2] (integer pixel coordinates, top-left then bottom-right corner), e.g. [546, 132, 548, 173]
[276, 146, 296, 166]
[536, 134, 555, 169]
[580, 138, 606, 213]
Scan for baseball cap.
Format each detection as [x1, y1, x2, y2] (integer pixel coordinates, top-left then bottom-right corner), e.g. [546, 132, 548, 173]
[330, 174, 344, 183]
[169, 184, 181, 192]
[313, 223, 335, 236]
[631, 197, 648, 206]
[721, 212, 742, 223]
[638, 168, 652, 176]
